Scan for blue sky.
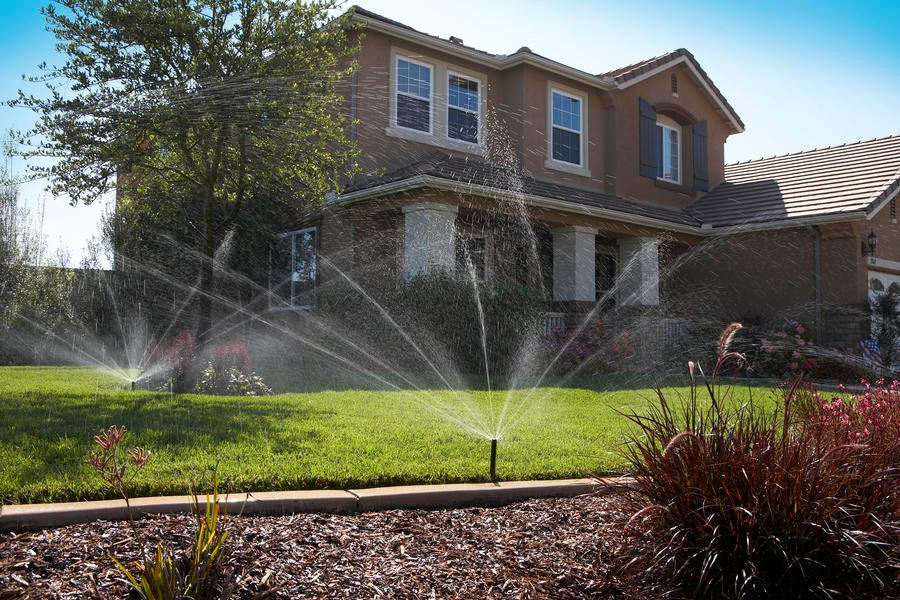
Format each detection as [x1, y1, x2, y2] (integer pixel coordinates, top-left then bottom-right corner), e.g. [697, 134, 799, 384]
[1, 0, 899, 262]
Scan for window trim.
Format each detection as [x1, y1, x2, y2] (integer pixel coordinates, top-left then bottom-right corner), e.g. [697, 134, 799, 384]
[545, 85, 590, 176]
[457, 230, 493, 284]
[393, 55, 434, 136]
[446, 69, 482, 146]
[655, 114, 682, 185]
[270, 225, 318, 310]
[549, 88, 584, 168]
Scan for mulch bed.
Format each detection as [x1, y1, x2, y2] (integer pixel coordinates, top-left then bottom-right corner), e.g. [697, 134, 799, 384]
[0, 492, 641, 599]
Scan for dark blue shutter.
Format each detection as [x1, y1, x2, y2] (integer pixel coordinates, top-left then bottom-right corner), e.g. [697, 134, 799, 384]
[639, 97, 658, 178]
[692, 120, 709, 191]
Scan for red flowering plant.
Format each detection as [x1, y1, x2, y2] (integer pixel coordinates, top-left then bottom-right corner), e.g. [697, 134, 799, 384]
[85, 425, 151, 519]
[800, 378, 900, 447]
[758, 319, 817, 378]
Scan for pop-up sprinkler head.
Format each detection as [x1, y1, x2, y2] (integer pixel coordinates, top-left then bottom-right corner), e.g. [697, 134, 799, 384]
[130, 380, 136, 391]
[490, 438, 498, 481]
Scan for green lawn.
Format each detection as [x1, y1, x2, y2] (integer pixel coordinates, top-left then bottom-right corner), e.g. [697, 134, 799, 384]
[0, 366, 778, 504]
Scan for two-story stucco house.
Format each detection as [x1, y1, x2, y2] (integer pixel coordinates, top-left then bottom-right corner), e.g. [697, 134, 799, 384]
[271, 6, 900, 353]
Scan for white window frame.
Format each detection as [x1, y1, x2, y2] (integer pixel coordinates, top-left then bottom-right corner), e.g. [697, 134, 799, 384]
[458, 231, 493, 284]
[270, 226, 318, 310]
[549, 88, 584, 167]
[446, 70, 481, 146]
[656, 114, 682, 185]
[393, 55, 434, 136]
[545, 86, 589, 177]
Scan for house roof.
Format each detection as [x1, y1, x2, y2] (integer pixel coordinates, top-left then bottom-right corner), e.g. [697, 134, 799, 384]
[688, 135, 900, 228]
[599, 48, 745, 132]
[349, 6, 743, 132]
[343, 152, 701, 229]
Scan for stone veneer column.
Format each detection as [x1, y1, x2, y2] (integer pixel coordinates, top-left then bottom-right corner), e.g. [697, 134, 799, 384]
[552, 226, 597, 303]
[618, 237, 660, 306]
[402, 202, 459, 279]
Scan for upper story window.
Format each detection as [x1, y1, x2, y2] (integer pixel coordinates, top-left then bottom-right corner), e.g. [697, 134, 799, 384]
[656, 114, 681, 184]
[550, 90, 582, 166]
[396, 57, 432, 133]
[271, 227, 317, 308]
[447, 73, 479, 144]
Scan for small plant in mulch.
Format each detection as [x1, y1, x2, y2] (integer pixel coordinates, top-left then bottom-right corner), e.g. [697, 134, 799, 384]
[86, 426, 234, 599]
[613, 323, 899, 599]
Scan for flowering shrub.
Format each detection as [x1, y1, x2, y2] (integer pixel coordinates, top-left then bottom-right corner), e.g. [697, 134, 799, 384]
[549, 321, 633, 376]
[148, 329, 196, 392]
[614, 331, 899, 599]
[193, 362, 272, 396]
[801, 378, 899, 446]
[758, 319, 817, 377]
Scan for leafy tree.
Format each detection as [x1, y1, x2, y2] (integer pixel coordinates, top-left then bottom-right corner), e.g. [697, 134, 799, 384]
[11, 0, 360, 339]
[871, 283, 900, 371]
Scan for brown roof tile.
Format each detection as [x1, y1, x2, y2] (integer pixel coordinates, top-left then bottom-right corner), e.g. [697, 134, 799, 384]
[688, 135, 900, 227]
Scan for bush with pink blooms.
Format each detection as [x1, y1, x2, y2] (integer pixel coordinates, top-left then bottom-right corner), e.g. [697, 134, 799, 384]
[800, 378, 899, 448]
[758, 319, 818, 378]
[548, 321, 633, 376]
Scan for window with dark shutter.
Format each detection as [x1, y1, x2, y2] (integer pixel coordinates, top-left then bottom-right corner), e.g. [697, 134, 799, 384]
[639, 98, 658, 178]
[692, 120, 709, 191]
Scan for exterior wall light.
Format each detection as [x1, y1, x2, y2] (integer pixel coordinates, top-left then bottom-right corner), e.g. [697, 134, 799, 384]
[861, 230, 878, 257]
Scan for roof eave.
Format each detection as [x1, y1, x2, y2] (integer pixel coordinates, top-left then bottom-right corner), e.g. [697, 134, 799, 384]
[350, 10, 617, 91]
[615, 55, 745, 134]
[701, 210, 869, 234]
[336, 175, 702, 234]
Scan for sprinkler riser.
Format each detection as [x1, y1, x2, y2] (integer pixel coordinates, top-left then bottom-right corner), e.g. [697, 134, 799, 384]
[490, 438, 497, 481]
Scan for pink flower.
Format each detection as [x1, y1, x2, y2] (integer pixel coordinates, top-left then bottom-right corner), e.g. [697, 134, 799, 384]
[789, 362, 799, 370]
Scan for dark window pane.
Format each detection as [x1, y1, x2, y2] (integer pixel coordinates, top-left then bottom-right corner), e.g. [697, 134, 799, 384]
[292, 229, 317, 306]
[271, 236, 292, 305]
[458, 236, 487, 281]
[397, 94, 430, 132]
[552, 127, 581, 164]
[449, 75, 478, 111]
[448, 107, 478, 143]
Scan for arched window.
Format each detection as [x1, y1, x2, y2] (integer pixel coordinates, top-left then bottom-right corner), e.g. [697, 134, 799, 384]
[655, 114, 681, 184]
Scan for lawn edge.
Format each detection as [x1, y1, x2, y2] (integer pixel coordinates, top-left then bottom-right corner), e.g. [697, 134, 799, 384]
[1, 477, 632, 531]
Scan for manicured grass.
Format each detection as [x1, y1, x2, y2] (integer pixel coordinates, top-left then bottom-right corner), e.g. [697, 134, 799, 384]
[0, 366, 778, 504]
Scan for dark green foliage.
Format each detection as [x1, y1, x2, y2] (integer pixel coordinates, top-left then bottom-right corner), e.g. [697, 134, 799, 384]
[871, 284, 900, 370]
[618, 362, 899, 599]
[318, 272, 544, 379]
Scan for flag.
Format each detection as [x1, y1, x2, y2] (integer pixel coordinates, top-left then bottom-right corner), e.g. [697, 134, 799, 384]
[861, 338, 881, 368]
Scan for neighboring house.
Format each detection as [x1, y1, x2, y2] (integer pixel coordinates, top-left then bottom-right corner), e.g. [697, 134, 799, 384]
[271, 5, 900, 350]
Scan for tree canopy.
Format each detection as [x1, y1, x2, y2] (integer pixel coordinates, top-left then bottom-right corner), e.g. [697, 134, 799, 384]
[11, 0, 362, 336]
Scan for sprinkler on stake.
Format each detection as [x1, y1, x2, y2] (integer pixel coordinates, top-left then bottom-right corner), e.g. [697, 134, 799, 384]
[490, 438, 498, 481]
[130, 380, 136, 392]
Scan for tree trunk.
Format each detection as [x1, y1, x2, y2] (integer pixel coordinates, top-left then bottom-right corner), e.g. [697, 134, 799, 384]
[197, 185, 216, 344]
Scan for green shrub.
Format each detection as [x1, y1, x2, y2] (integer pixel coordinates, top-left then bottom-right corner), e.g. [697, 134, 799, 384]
[194, 362, 272, 396]
[319, 272, 543, 378]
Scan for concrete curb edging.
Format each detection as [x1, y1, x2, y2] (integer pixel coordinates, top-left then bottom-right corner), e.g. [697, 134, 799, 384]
[0, 478, 628, 531]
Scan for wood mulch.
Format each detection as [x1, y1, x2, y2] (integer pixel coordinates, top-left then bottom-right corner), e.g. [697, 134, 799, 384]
[0, 492, 641, 599]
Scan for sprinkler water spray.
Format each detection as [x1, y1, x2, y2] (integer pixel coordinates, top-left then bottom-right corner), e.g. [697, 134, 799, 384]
[490, 438, 497, 481]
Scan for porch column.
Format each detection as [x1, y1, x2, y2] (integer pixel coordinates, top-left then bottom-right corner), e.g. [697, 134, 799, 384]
[402, 202, 459, 279]
[618, 237, 659, 305]
[552, 226, 597, 302]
